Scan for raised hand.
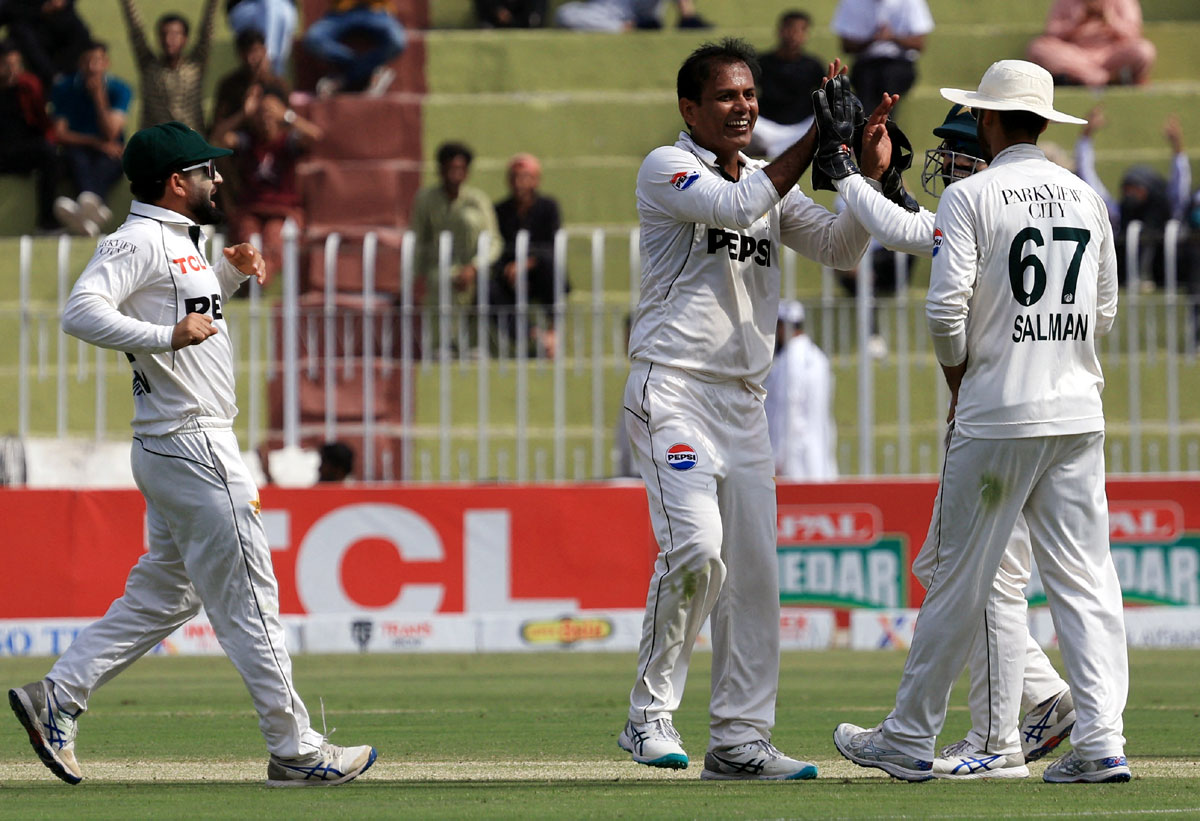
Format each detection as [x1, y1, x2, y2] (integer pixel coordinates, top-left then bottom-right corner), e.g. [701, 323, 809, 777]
[811, 74, 862, 186]
[224, 242, 267, 284]
[860, 93, 899, 180]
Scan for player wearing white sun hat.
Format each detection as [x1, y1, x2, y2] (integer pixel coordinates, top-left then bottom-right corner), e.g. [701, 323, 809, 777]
[827, 59, 1129, 784]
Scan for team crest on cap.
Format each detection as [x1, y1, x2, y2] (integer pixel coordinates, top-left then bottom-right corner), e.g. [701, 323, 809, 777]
[932, 228, 944, 257]
[665, 443, 698, 471]
[671, 171, 700, 191]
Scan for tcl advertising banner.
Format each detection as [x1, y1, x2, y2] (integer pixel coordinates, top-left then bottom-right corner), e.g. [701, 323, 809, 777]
[1, 478, 1198, 621]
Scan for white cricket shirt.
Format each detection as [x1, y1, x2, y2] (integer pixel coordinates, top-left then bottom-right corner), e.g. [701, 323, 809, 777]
[62, 201, 250, 435]
[629, 131, 871, 392]
[927, 143, 1118, 439]
[836, 174, 934, 256]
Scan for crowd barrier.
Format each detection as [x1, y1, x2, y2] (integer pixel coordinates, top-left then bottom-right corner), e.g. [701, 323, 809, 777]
[2, 478, 1198, 655]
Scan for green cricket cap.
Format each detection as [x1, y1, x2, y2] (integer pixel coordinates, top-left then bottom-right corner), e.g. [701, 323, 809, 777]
[122, 120, 232, 183]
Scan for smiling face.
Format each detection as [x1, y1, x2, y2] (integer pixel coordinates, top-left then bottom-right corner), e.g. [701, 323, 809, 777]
[680, 60, 757, 167]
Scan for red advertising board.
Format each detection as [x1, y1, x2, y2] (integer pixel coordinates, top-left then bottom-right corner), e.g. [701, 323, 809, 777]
[2, 478, 1198, 619]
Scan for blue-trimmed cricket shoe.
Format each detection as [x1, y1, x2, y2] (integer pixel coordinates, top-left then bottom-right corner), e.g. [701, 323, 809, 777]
[833, 723, 934, 782]
[1021, 689, 1076, 763]
[932, 740, 1029, 779]
[701, 739, 818, 780]
[266, 741, 378, 787]
[618, 718, 689, 769]
[9, 679, 82, 785]
[1043, 750, 1131, 783]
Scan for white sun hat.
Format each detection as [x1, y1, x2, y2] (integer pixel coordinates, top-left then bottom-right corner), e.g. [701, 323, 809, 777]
[940, 60, 1087, 125]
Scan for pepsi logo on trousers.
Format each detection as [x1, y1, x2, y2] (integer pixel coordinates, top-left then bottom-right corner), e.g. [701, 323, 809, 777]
[665, 443, 698, 471]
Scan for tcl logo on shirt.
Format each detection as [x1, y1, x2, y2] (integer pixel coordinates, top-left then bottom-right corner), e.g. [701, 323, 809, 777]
[171, 255, 210, 275]
[706, 228, 772, 266]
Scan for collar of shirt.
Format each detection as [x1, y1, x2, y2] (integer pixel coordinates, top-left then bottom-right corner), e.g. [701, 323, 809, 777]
[987, 143, 1047, 167]
[130, 199, 202, 228]
[674, 131, 758, 180]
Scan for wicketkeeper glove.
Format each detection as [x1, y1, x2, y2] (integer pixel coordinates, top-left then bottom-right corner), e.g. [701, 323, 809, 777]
[811, 74, 863, 191]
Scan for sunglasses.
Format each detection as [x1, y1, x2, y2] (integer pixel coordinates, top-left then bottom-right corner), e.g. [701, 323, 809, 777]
[179, 158, 216, 180]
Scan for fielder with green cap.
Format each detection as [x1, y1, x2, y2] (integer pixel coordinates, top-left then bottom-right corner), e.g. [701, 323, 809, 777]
[8, 121, 379, 788]
[812, 86, 1079, 780]
[829, 59, 1128, 785]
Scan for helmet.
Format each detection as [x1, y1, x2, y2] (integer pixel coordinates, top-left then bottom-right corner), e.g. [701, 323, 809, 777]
[921, 104, 988, 197]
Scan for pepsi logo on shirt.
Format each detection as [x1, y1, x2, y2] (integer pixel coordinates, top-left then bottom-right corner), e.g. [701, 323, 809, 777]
[665, 443, 698, 470]
[671, 171, 700, 191]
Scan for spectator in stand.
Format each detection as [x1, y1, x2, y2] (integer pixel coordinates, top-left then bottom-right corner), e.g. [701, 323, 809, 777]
[411, 141, 502, 308]
[475, 0, 547, 28]
[118, 0, 218, 131]
[751, 9, 826, 160]
[209, 29, 288, 208]
[211, 30, 288, 132]
[831, 0, 933, 116]
[0, 40, 61, 232]
[50, 41, 132, 237]
[301, 0, 407, 97]
[491, 153, 566, 356]
[555, 0, 710, 32]
[764, 300, 837, 480]
[0, 0, 92, 89]
[1026, 0, 1156, 88]
[226, 0, 297, 76]
[318, 442, 354, 481]
[1075, 106, 1189, 289]
[211, 83, 321, 286]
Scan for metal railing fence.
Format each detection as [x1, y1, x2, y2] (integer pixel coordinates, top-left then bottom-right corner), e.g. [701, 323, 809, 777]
[3, 221, 1199, 481]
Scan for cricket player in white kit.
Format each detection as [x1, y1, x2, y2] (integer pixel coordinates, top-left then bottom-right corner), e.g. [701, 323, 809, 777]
[832, 100, 1076, 776]
[832, 60, 1130, 784]
[8, 121, 376, 787]
[617, 42, 871, 780]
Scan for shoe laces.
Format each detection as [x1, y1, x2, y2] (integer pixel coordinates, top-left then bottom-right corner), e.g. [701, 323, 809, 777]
[652, 718, 682, 744]
[940, 739, 976, 758]
[319, 696, 337, 741]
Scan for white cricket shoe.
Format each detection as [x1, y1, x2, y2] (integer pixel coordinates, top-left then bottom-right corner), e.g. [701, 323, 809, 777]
[52, 196, 98, 237]
[1042, 749, 1131, 783]
[833, 723, 933, 782]
[266, 741, 377, 786]
[1020, 689, 1075, 763]
[618, 718, 688, 769]
[932, 739, 1029, 779]
[9, 679, 83, 784]
[701, 739, 817, 780]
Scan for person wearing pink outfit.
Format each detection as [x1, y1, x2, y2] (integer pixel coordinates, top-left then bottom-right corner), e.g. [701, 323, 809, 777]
[1026, 0, 1156, 88]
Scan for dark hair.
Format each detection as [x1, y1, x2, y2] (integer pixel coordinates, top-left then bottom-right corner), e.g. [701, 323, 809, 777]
[996, 109, 1047, 140]
[319, 442, 354, 476]
[779, 10, 811, 27]
[677, 38, 761, 102]
[130, 176, 168, 203]
[82, 40, 109, 54]
[157, 13, 190, 38]
[0, 39, 18, 58]
[235, 28, 266, 54]
[436, 141, 473, 167]
[260, 83, 288, 104]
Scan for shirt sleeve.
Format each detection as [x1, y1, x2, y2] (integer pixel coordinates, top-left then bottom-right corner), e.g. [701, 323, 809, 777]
[926, 183, 976, 367]
[214, 253, 250, 302]
[62, 242, 175, 353]
[835, 174, 935, 255]
[110, 79, 133, 114]
[777, 185, 872, 270]
[637, 146, 781, 231]
[1095, 203, 1119, 336]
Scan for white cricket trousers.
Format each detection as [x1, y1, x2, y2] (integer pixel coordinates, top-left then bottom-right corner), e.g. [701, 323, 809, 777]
[912, 505, 1068, 755]
[624, 361, 780, 750]
[883, 431, 1127, 761]
[48, 426, 321, 758]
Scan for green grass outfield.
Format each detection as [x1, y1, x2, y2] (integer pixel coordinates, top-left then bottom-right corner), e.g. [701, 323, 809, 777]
[1, 650, 1198, 818]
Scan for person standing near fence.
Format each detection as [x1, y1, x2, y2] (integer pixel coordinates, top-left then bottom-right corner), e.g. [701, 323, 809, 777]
[8, 120, 377, 788]
[831, 59, 1129, 784]
[618, 40, 870, 780]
